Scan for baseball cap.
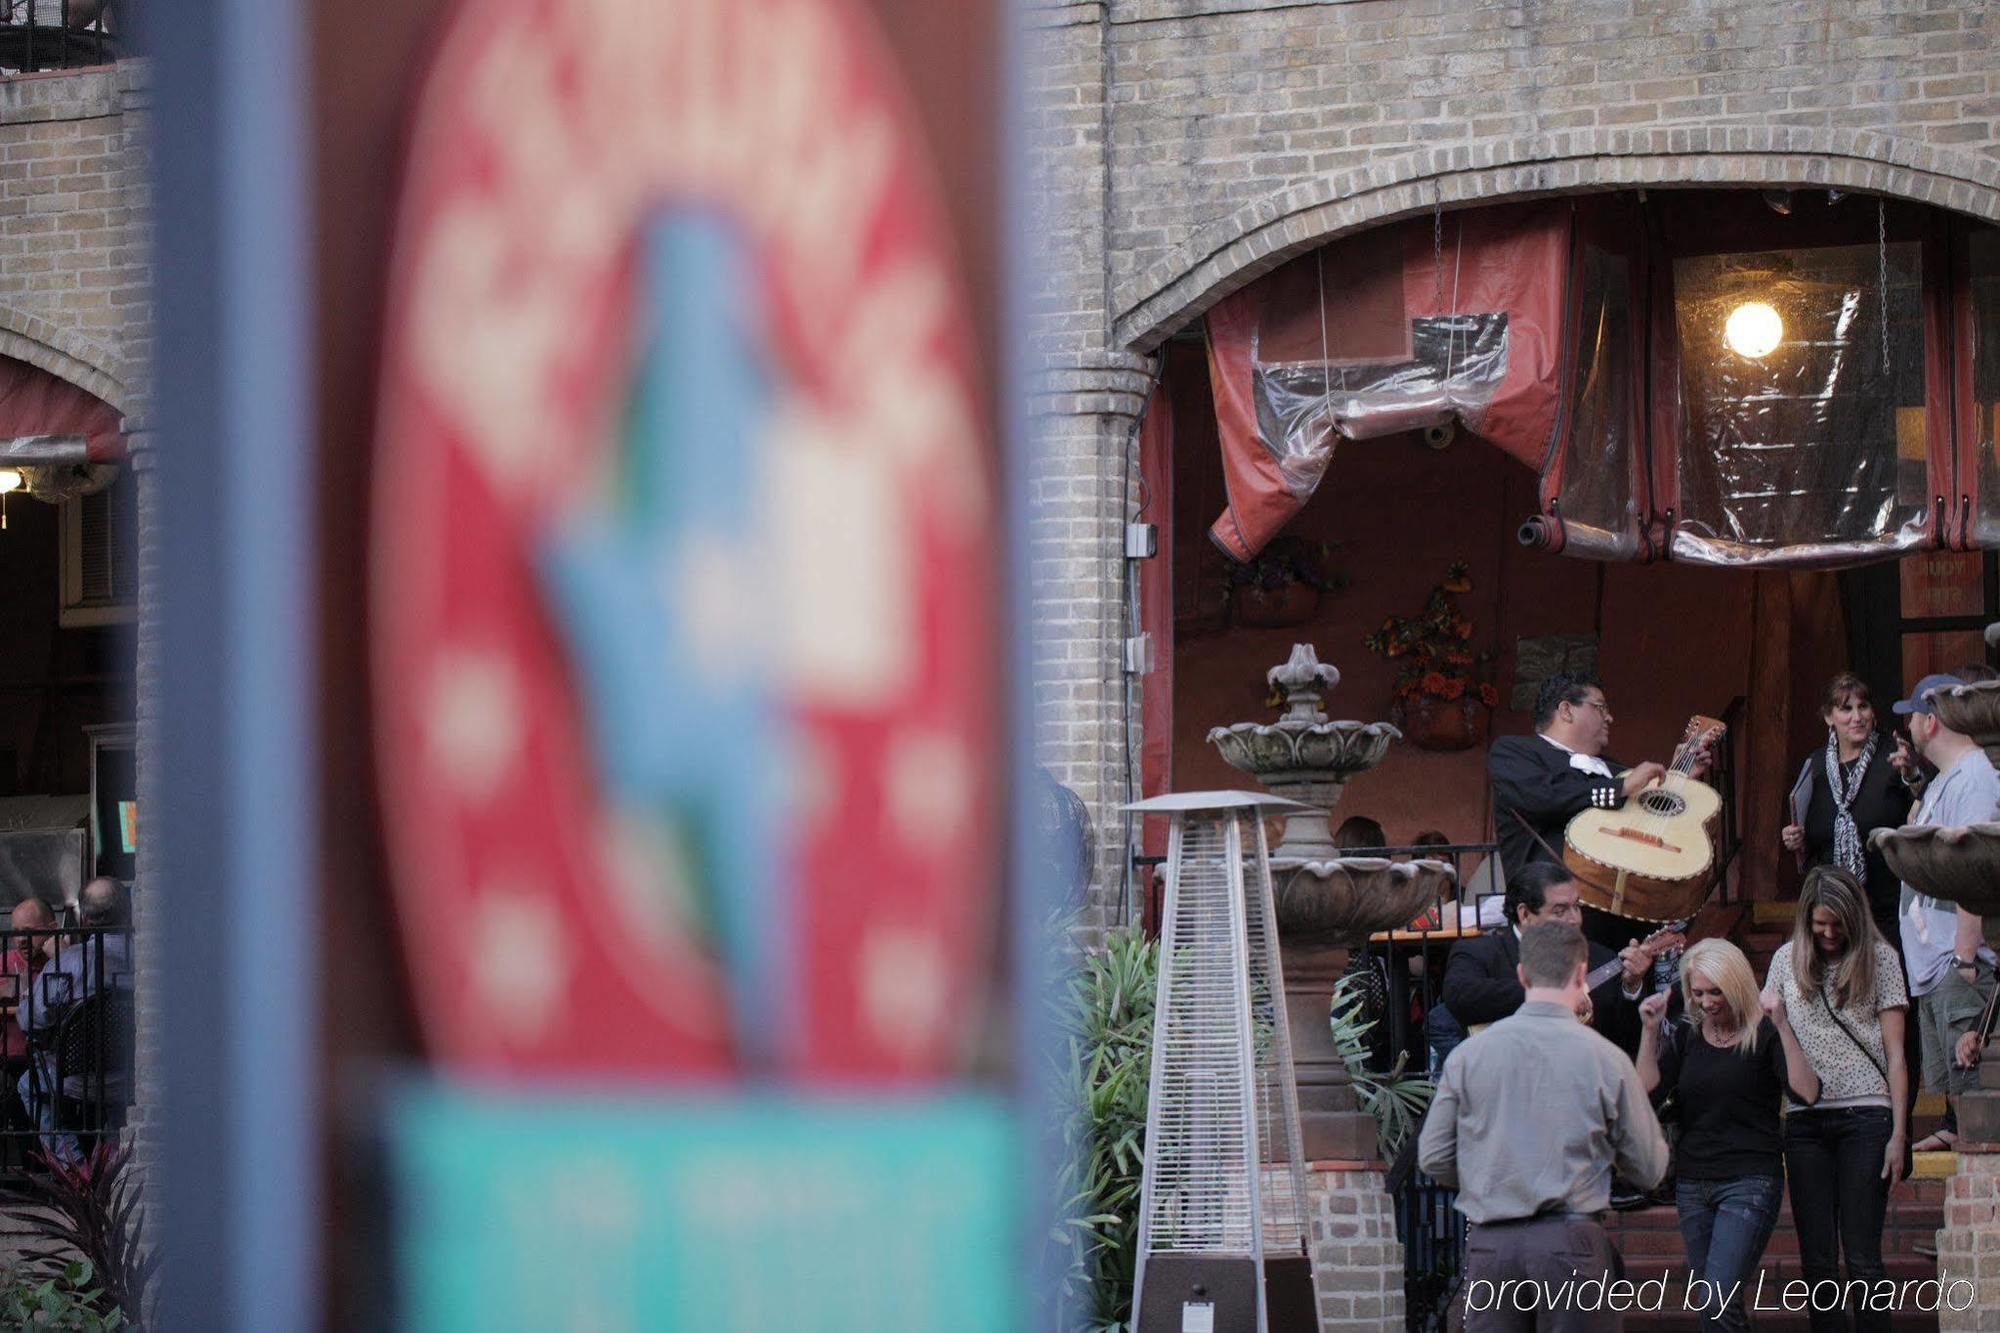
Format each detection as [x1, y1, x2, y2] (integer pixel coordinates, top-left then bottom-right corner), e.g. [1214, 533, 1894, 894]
[1891, 672, 1962, 716]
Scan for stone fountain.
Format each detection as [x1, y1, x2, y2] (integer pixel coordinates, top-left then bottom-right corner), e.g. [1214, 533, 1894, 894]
[1209, 644, 1456, 1162]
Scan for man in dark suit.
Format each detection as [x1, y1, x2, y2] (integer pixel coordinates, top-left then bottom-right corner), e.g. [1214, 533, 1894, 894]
[1489, 672, 1708, 954]
[1489, 673, 1672, 881]
[1441, 861, 1667, 1056]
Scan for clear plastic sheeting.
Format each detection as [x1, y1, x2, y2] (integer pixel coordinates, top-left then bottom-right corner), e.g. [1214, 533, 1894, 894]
[1548, 246, 1644, 560]
[1969, 229, 2000, 546]
[1204, 204, 1567, 562]
[1669, 242, 1929, 566]
[1254, 311, 1510, 493]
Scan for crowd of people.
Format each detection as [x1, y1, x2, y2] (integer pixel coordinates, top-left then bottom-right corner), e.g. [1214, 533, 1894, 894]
[1406, 667, 1999, 1332]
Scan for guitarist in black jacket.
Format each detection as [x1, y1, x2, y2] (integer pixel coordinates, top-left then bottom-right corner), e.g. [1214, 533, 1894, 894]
[1489, 672, 1710, 953]
[1441, 860, 1676, 1057]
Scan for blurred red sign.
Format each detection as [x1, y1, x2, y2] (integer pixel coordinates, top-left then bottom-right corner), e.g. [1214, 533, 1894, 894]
[370, 0, 997, 1078]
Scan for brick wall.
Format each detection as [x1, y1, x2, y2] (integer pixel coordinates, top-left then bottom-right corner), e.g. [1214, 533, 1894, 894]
[0, 62, 148, 418]
[1104, 0, 2000, 342]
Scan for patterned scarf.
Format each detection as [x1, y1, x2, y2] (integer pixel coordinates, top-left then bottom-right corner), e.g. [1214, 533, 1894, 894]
[1823, 729, 1877, 879]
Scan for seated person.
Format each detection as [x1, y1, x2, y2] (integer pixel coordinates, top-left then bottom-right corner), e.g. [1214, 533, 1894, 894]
[17, 878, 133, 1162]
[0, 897, 53, 1126]
[1440, 861, 1673, 1056]
[1332, 815, 1386, 853]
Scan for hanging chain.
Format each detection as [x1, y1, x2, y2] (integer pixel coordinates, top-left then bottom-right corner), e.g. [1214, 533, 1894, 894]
[1879, 196, 1891, 377]
[1433, 181, 1444, 313]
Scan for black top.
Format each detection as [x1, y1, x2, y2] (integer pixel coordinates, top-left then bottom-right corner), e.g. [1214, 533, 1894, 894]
[1654, 1017, 1806, 1180]
[1489, 733, 1628, 882]
[1440, 926, 1641, 1055]
[1799, 746, 1911, 936]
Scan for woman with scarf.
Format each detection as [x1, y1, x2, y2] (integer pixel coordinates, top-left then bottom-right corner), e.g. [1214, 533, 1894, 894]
[1781, 673, 1918, 953]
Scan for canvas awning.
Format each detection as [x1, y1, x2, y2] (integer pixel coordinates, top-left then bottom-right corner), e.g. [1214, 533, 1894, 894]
[1203, 190, 1992, 568]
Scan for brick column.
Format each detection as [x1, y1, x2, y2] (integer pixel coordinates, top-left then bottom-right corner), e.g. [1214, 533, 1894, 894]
[1029, 354, 1154, 931]
[1304, 1161, 1406, 1331]
[1937, 1147, 2000, 1330]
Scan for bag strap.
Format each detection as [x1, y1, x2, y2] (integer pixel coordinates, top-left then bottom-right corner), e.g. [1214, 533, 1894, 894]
[1818, 983, 1889, 1084]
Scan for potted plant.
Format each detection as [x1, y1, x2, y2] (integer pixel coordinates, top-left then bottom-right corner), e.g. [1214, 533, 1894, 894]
[1363, 562, 1498, 751]
[1228, 536, 1345, 629]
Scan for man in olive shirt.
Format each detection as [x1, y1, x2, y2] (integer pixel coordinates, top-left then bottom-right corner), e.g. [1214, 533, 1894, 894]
[1418, 922, 1668, 1332]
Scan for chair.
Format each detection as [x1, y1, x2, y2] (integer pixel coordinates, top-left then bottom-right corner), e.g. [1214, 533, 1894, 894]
[48, 987, 133, 1142]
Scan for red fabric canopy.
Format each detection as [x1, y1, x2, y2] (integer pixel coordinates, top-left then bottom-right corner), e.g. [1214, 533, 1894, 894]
[1204, 191, 1993, 568]
[0, 355, 121, 461]
[1204, 201, 1569, 561]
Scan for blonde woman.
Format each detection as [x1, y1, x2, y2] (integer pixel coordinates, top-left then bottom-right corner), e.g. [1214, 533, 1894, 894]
[1762, 867, 1909, 1333]
[1637, 940, 1818, 1332]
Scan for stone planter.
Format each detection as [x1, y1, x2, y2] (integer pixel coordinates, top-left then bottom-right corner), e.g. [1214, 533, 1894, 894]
[1396, 692, 1488, 752]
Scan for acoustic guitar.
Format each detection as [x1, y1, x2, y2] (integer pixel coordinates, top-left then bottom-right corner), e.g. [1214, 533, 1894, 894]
[1563, 715, 1727, 923]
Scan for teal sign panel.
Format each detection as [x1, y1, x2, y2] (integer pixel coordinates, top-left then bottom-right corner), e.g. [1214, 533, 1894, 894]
[391, 1087, 1021, 1332]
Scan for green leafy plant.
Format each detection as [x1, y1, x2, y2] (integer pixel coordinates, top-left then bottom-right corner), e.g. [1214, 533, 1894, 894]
[0, 1259, 126, 1330]
[1048, 928, 1158, 1333]
[1329, 972, 1434, 1161]
[0, 1143, 156, 1328]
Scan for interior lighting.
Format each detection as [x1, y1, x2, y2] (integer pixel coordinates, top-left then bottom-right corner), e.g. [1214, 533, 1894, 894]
[0, 471, 24, 494]
[1724, 301, 1783, 359]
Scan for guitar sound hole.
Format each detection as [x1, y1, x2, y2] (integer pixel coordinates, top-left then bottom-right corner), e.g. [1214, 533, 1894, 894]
[1638, 789, 1686, 818]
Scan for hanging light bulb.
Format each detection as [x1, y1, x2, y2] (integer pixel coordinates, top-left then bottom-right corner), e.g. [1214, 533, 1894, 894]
[0, 470, 24, 494]
[1724, 301, 1784, 359]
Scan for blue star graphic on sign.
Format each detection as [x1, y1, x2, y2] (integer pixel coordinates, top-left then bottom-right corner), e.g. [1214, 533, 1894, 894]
[538, 215, 791, 1066]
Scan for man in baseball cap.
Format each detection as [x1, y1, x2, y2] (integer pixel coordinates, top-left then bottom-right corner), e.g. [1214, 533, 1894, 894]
[1893, 671, 2000, 1150]
[1890, 673, 1965, 719]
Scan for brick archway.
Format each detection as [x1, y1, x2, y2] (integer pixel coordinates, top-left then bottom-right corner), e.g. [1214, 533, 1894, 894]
[0, 307, 130, 420]
[1114, 125, 2000, 351]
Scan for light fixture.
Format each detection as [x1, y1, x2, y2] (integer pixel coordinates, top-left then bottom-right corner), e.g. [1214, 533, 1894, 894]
[1724, 301, 1783, 359]
[0, 470, 24, 494]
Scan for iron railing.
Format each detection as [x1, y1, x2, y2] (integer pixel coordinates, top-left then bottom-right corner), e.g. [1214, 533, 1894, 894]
[0, 0, 122, 75]
[0, 924, 134, 1176]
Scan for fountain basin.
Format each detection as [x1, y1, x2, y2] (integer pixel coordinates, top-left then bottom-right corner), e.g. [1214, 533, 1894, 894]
[1271, 856, 1456, 947]
[1871, 823, 2000, 918]
[1208, 720, 1401, 783]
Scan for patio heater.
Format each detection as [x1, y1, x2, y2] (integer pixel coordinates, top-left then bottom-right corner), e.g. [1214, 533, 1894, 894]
[1125, 792, 1318, 1333]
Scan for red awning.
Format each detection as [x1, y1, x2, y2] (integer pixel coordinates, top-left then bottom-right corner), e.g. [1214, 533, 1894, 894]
[1204, 190, 1994, 568]
[1204, 201, 1568, 562]
[0, 356, 121, 462]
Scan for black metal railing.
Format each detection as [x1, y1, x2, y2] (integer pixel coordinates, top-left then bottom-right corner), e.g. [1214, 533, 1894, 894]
[0, 924, 134, 1176]
[0, 0, 122, 75]
[1393, 1168, 1466, 1332]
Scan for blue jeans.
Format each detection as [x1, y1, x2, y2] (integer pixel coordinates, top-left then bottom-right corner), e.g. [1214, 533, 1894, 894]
[1675, 1174, 1782, 1332]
